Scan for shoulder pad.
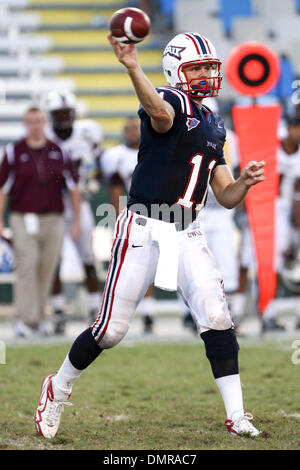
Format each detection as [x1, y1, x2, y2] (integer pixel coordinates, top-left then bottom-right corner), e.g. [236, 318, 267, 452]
[156, 86, 193, 115]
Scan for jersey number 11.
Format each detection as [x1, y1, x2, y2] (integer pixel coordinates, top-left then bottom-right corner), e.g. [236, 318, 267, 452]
[176, 153, 216, 210]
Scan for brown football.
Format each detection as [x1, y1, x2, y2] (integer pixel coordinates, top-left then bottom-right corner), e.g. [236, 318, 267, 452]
[109, 7, 150, 44]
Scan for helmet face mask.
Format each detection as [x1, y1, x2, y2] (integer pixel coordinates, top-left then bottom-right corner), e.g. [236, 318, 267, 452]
[51, 108, 76, 130]
[163, 33, 222, 98]
[180, 59, 222, 97]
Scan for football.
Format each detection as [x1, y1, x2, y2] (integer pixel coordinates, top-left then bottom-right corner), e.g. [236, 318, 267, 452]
[109, 7, 150, 44]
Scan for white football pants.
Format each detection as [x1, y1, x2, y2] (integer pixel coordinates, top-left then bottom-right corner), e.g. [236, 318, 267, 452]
[91, 209, 233, 348]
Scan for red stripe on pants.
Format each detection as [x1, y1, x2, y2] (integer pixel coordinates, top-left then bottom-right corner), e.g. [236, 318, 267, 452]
[96, 213, 133, 343]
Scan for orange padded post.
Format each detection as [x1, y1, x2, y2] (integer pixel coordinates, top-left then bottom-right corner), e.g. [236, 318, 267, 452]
[226, 42, 281, 314]
[233, 105, 281, 313]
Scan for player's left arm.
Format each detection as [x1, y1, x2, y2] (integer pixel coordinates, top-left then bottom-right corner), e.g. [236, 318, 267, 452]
[210, 160, 265, 209]
[108, 34, 175, 133]
[68, 185, 81, 240]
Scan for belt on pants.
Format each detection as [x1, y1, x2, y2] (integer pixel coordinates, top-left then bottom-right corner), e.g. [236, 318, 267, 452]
[128, 205, 196, 231]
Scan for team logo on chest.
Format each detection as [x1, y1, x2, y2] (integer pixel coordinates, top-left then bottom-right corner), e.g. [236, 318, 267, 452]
[186, 117, 200, 132]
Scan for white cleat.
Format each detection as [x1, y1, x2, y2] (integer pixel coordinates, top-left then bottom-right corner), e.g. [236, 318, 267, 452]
[225, 413, 260, 437]
[35, 374, 72, 439]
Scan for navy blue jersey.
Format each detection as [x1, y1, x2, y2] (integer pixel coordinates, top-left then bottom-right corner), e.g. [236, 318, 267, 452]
[128, 86, 226, 220]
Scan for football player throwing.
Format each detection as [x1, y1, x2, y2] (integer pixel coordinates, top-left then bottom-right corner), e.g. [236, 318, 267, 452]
[35, 33, 265, 438]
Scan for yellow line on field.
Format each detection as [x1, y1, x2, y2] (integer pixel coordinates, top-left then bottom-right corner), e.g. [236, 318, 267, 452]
[36, 31, 152, 46]
[58, 73, 165, 89]
[80, 95, 139, 110]
[48, 51, 162, 67]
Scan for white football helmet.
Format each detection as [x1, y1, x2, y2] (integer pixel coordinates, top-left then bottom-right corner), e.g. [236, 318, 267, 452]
[42, 89, 76, 137]
[43, 89, 76, 113]
[162, 32, 222, 97]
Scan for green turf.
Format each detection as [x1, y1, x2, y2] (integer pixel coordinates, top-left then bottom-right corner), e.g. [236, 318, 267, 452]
[0, 339, 299, 450]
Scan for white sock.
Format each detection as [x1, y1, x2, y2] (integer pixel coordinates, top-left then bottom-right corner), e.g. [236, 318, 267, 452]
[52, 354, 83, 399]
[88, 292, 101, 311]
[215, 374, 244, 420]
[51, 294, 64, 312]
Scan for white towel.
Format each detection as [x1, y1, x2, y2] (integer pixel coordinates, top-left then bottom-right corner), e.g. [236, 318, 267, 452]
[23, 213, 40, 235]
[152, 221, 179, 291]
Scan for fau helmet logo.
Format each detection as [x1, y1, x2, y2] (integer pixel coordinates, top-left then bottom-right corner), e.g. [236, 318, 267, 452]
[186, 117, 200, 131]
[163, 45, 186, 60]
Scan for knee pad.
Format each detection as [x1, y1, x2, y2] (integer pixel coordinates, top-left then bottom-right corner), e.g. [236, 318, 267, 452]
[98, 321, 129, 349]
[204, 296, 232, 330]
[200, 328, 239, 360]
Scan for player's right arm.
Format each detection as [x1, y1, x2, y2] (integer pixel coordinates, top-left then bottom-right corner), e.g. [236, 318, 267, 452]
[108, 34, 175, 133]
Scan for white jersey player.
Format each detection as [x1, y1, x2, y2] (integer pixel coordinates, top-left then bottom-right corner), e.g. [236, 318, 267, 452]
[263, 116, 300, 331]
[43, 90, 103, 332]
[101, 117, 156, 333]
[238, 116, 300, 332]
[277, 132, 300, 271]
[101, 118, 140, 200]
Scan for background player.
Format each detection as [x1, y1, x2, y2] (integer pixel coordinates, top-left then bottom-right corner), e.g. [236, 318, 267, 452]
[101, 116, 157, 334]
[232, 115, 300, 333]
[263, 115, 300, 331]
[284, 155, 300, 328]
[35, 32, 265, 439]
[43, 90, 103, 333]
[0, 106, 80, 338]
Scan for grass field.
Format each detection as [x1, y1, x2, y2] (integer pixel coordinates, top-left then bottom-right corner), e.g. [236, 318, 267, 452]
[0, 338, 299, 450]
